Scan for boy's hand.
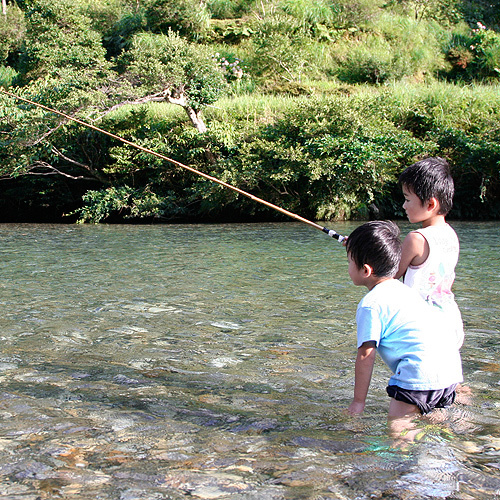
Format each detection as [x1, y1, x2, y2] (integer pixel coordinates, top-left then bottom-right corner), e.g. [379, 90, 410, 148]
[348, 400, 365, 415]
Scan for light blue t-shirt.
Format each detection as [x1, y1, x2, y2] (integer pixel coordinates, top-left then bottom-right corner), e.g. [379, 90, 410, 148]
[356, 279, 463, 391]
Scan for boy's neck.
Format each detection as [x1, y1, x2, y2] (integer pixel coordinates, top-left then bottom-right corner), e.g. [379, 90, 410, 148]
[366, 276, 392, 291]
[421, 213, 446, 228]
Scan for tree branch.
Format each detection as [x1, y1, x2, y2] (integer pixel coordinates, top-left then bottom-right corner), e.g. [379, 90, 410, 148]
[27, 161, 97, 180]
[51, 146, 110, 184]
[92, 90, 170, 121]
[30, 121, 66, 146]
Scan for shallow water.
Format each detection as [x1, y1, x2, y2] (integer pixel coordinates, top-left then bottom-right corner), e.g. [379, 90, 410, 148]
[0, 221, 499, 499]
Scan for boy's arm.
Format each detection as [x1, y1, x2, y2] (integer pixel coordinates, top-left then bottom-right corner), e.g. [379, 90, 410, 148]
[395, 231, 429, 279]
[348, 341, 377, 415]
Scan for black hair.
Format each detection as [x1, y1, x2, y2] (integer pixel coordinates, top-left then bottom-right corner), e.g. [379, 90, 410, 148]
[346, 220, 401, 278]
[398, 157, 454, 215]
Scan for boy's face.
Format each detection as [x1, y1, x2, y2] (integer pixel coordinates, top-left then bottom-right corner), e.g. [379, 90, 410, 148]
[347, 253, 365, 286]
[402, 186, 431, 223]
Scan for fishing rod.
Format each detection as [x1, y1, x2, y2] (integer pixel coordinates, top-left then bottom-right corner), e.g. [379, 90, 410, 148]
[1, 88, 345, 242]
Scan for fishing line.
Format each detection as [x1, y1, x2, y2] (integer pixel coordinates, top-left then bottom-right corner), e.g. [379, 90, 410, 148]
[1, 88, 345, 242]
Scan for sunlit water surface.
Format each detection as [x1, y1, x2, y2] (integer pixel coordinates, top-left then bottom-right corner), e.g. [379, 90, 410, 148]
[0, 221, 499, 499]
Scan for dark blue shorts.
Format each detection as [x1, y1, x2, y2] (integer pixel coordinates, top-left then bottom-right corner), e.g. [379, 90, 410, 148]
[386, 384, 457, 415]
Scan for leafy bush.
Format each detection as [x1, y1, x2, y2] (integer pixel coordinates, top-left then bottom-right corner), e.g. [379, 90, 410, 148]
[18, 0, 110, 83]
[103, 12, 146, 58]
[279, 0, 341, 27]
[3, 0, 500, 223]
[459, 0, 500, 30]
[208, 19, 256, 44]
[337, 35, 401, 84]
[251, 15, 316, 83]
[187, 95, 429, 220]
[0, 3, 25, 65]
[207, 0, 257, 19]
[69, 92, 430, 222]
[385, 0, 464, 25]
[373, 82, 500, 217]
[445, 23, 500, 81]
[123, 31, 229, 111]
[0, 66, 18, 88]
[336, 16, 447, 83]
[74, 186, 169, 223]
[145, 0, 210, 40]
[433, 128, 500, 218]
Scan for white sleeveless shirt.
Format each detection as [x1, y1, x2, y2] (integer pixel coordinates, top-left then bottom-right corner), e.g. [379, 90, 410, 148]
[403, 224, 464, 347]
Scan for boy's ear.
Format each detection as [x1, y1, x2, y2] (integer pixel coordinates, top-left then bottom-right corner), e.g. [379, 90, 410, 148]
[427, 197, 439, 212]
[362, 264, 374, 277]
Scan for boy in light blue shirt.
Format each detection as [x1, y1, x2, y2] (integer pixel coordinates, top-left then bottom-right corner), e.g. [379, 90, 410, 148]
[346, 221, 463, 418]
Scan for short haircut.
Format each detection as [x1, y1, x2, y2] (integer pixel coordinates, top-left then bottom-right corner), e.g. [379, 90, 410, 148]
[346, 220, 402, 278]
[399, 157, 454, 215]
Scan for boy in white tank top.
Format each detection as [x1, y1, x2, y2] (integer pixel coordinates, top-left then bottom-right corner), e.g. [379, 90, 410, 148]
[395, 157, 464, 348]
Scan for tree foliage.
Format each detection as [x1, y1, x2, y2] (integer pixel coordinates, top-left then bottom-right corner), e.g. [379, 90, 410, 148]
[145, 0, 210, 39]
[123, 31, 228, 111]
[18, 0, 110, 83]
[445, 23, 500, 80]
[191, 97, 429, 221]
[0, 0, 499, 222]
[120, 30, 229, 130]
[0, 3, 25, 65]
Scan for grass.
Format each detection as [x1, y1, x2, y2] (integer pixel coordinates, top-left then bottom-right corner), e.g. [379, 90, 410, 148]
[0, 66, 18, 88]
[382, 80, 500, 134]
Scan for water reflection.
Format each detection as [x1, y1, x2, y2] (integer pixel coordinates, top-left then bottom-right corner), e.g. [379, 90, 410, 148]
[0, 221, 499, 499]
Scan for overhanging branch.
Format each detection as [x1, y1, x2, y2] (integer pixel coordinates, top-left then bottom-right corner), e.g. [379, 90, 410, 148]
[93, 91, 169, 121]
[27, 161, 96, 180]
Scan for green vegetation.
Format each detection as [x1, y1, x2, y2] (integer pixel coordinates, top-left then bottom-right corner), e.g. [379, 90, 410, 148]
[0, 0, 499, 223]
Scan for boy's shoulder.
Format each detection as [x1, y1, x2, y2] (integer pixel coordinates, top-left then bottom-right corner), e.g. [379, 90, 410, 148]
[412, 223, 460, 251]
[360, 279, 420, 307]
[407, 222, 457, 238]
[359, 279, 446, 330]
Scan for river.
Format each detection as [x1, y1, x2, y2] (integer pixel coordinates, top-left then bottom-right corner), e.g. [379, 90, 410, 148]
[0, 221, 499, 499]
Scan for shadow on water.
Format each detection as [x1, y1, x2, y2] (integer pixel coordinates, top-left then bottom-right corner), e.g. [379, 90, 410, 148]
[0, 221, 499, 499]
